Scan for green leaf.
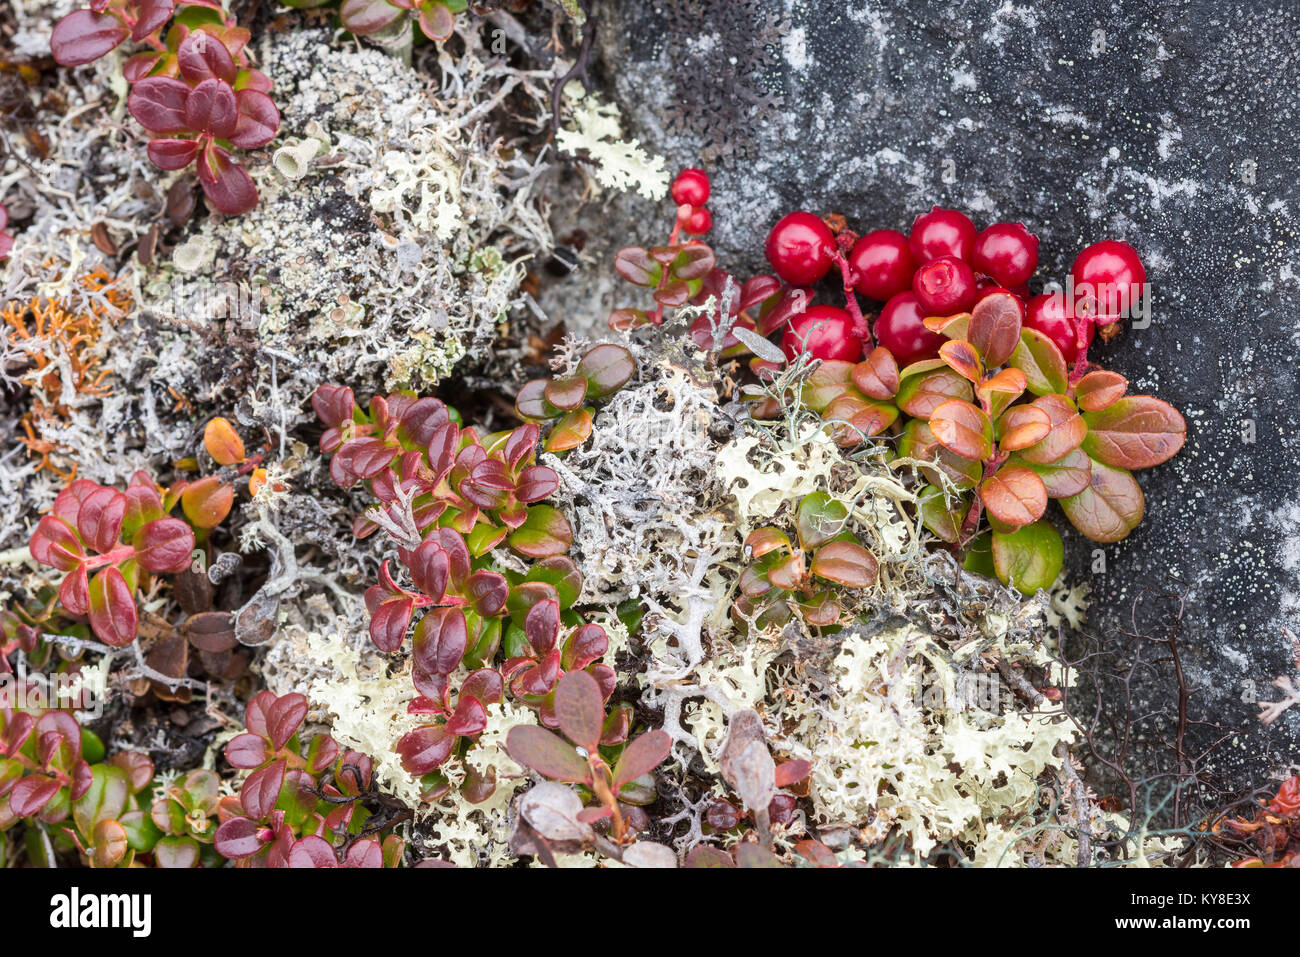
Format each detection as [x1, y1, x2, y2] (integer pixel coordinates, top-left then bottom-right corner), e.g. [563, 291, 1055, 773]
[1081, 396, 1186, 470]
[73, 765, 129, 840]
[917, 485, 963, 543]
[1059, 459, 1145, 543]
[794, 492, 849, 550]
[1012, 446, 1093, 499]
[523, 556, 583, 609]
[991, 521, 1063, 595]
[576, 343, 636, 397]
[1009, 329, 1068, 396]
[507, 505, 572, 557]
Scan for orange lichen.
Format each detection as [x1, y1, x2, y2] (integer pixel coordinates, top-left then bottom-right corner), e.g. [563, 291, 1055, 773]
[2, 267, 130, 477]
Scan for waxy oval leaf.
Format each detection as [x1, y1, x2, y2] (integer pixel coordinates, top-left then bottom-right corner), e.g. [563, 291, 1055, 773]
[88, 566, 138, 646]
[1012, 446, 1093, 499]
[1081, 396, 1186, 470]
[396, 725, 455, 775]
[929, 400, 994, 461]
[1009, 328, 1068, 397]
[809, 540, 879, 588]
[1074, 370, 1128, 412]
[991, 521, 1063, 596]
[939, 339, 983, 385]
[895, 369, 974, 420]
[1060, 460, 1145, 543]
[968, 291, 1024, 367]
[576, 344, 636, 398]
[997, 404, 1052, 451]
[507, 505, 572, 558]
[51, 10, 129, 67]
[134, 518, 196, 573]
[1016, 394, 1087, 465]
[980, 466, 1048, 528]
[505, 725, 590, 783]
[852, 347, 900, 399]
[554, 670, 605, 753]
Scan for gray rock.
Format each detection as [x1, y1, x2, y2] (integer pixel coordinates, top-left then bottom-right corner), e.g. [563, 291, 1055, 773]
[591, 0, 1300, 795]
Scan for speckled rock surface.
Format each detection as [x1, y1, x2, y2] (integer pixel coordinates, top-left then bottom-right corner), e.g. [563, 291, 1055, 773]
[586, 0, 1300, 790]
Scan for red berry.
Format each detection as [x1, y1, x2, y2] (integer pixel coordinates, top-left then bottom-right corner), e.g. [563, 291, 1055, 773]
[912, 255, 976, 316]
[972, 222, 1039, 287]
[908, 206, 977, 264]
[1070, 240, 1145, 323]
[765, 212, 835, 286]
[1025, 292, 1092, 363]
[874, 292, 946, 366]
[849, 229, 915, 300]
[781, 305, 863, 362]
[683, 207, 713, 235]
[671, 168, 710, 208]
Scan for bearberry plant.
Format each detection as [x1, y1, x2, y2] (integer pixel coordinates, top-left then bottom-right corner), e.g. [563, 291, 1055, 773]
[311, 342, 657, 813]
[51, 3, 278, 215]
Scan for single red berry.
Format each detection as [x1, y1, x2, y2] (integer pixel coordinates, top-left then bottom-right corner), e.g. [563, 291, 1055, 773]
[781, 305, 863, 362]
[1070, 240, 1146, 323]
[908, 206, 977, 264]
[912, 255, 976, 316]
[765, 211, 836, 286]
[972, 222, 1039, 287]
[874, 292, 946, 366]
[1025, 292, 1092, 363]
[683, 207, 713, 235]
[849, 229, 915, 300]
[671, 168, 710, 208]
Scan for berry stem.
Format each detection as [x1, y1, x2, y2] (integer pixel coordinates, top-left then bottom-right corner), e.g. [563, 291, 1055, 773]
[832, 249, 872, 347]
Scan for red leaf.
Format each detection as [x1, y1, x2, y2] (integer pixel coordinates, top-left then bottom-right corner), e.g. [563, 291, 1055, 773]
[342, 839, 384, 868]
[339, 0, 404, 35]
[29, 516, 85, 572]
[312, 384, 357, 429]
[561, 623, 607, 671]
[553, 670, 605, 753]
[465, 570, 508, 616]
[445, 695, 487, 737]
[412, 607, 468, 676]
[133, 517, 195, 572]
[9, 776, 62, 817]
[368, 595, 413, 652]
[59, 565, 90, 617]
[147, 138, 199, 171]
[50, 9, 128, 66]
[176, 30, 237, 85]
[407, 542, 449, 601]
[515, 465, 559, 503]
[75, 486, 125, 554]
[88, 566, 138, 646]
[524, 598, 560, 654]
[288, 835, 338, 868]
[613, 730, 672, 791]
[461, 669, 503, 707]
[128, 77, 192, 134]
[224, 733, 268, 769]
[214, 816, 268, 859]
[131, 0, 173, 41]
[240, 758, 286, 819]
[265, 693, 308, 750]
[229, 89, 280, 149]
[396, 725, 454, 775]
[774, 758, 812, 788]
[504, 726, 590, 783]
[196, 144, 257, 216]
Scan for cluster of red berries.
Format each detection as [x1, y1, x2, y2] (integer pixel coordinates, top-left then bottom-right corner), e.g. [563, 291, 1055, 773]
[762, 205, 1146, 368]
[671, 169, 714, 236]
